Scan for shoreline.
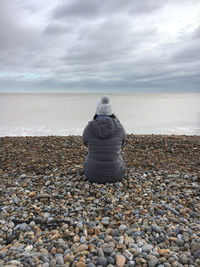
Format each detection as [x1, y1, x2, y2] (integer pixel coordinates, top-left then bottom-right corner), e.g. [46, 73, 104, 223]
[0, 134, 200, 266]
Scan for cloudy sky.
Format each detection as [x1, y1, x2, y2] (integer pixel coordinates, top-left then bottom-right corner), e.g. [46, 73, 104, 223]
[0, 0, 200, 93]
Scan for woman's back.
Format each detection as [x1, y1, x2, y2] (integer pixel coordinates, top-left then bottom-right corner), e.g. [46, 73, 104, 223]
[82, 96, 126, 184]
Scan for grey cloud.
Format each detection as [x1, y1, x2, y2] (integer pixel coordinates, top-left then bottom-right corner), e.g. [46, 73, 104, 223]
[44, 23, 72, 35]
[193, 26, 200, 39]
[0, 0, 200, 93]
[60, 18, 157, 68]
[53, 0, 100, 19]
[173, 42, 200, 63]
[0, 1, 44, 68]
[52, 0, 165, 20]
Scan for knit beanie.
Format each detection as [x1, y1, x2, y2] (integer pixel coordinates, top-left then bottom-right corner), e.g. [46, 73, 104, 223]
[96, 95, 113, 116]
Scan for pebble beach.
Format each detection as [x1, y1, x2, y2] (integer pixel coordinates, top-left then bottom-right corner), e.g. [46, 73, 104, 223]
[0, 134, 200, 267]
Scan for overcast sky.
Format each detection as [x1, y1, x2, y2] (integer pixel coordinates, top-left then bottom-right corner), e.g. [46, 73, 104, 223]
[0, 0, 200, 93]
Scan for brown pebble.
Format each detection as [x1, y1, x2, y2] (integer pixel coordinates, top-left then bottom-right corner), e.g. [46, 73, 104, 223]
[116, 255, 126, 267]
[94, 228, 100, 235]
[158, 248, 170, 256]
[76, 262, 87, 267]
[88, 228, 94, 235]
[29, 191, 37, 198]
[57, 247, 64, 254]
[73, 234, 80, 242]
[64, 255, 74, 263]
[74, 244, 88, 253]
[50, 247, 57, 255]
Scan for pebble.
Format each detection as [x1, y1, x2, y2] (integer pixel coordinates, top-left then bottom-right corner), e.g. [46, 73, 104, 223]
[0, 135, 200, 266]
[19, 223, 27, 231]
[142, 244, 153, 252]
[80, 236, 86, 243]
[116, 255, 126, 267]
[148, 259, 159, 267]
[56, 255, 64, 265]
[25, 245, 33, 251]
[119, 224, 127, 232]
[112, 229, 120, 236]
[151, 224, 162, 233]
[98, 256, 107, 266]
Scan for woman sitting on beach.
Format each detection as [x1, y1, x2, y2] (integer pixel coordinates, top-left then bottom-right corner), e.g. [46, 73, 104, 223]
[83, 95, 126, 184]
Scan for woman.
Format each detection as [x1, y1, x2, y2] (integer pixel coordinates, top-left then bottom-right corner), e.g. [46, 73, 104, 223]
[83, 95, 126, 184]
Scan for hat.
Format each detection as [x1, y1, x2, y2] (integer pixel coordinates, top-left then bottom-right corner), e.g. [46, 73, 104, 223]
[96, 95, 113, 116]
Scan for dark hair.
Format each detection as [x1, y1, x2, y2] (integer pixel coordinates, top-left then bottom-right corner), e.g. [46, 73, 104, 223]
[93, 114, 117, 120]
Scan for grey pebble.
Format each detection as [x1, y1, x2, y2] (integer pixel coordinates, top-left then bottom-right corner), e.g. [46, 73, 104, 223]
[148, 259, 159, 267]
[8, 221, 15, 229]
[142, 244, 153, 252]
[98, 256, 107, 266]
[107, 256, 115, 264]
[80, 236, 86, 243]
[111, 229, 120, 236]
[19, 223, 27, 231]
[97, 248, 104, 257]
[56, 255, 64, 265]
[151, 224, 161, 233]
[194, 250, 200, 259]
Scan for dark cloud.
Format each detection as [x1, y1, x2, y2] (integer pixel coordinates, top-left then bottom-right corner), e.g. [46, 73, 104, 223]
[173, 42, 200, 63]
[52, 0, 164, 20]
[44, 23, 72, 35]
[0, 0, 200, 93]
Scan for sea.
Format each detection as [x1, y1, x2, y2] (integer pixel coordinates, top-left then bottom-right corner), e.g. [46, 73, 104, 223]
[0, 93, 199, 136]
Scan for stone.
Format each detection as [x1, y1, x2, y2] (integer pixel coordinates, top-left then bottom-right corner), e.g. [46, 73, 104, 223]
[151, 224, 161, 233]
[56, 255, 64, 265]
[25, 245, 33, 251]
[77, 221, 83, 228]
[116, 255, 126, 267]
[148, 259, 159, 267]
[142, 244, 153, 252]
[80, 236, 86, 243]
[64, 255, 74, 263]
[97, 248, 104, 257]
[0, 248, 8, 259]
[124, 249, 133, 260]
[74, 244, 88, 253]
[158, 249, 170, 256]
[98, 256, 107, 266]
[30, 221, 36, 227]
[8, 222, 15, 229]
[179, 254, 187, 264]
[119, 224, 127, 232]
[112, 229, 120, 236]
[76, 263, 87, 267]
[107, 256, 115, 264]
[191, 243, 200, 254]
[194, 250, 200, 259]
[49, 259, 56, 267]
[19, 223, 27, 231]
[29, 191, 37, 198]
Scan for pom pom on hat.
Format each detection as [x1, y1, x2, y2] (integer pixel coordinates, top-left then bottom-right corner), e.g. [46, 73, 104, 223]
[96, 95, 113, 116]
[101, 95, 110, 104]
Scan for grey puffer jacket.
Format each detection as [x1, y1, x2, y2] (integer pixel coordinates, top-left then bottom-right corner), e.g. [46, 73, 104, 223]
[83, 116, 126, 184]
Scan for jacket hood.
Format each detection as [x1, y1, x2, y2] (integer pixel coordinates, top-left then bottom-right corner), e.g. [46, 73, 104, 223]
[89, 117, 119, 139]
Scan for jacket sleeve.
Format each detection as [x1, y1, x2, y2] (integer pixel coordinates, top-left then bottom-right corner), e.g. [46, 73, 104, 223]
[82, 125, 89, 147]
[121, 124, 126, 145]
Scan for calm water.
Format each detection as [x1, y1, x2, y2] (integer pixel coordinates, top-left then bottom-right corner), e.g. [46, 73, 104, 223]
[0, 93, 200, 136]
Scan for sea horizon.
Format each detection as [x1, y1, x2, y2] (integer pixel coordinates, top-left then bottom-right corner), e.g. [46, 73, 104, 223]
[0, 93, 200, 137]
